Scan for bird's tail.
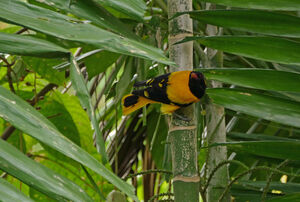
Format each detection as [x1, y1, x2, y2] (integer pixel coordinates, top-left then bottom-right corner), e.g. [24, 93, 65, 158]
[122, 94, 156, 115]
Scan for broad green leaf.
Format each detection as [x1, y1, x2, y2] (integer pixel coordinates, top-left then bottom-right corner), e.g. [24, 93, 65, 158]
[0, 32, 69, 58]
[180, 36, 300, 65]
[210, 140, 300, 161]
[185, 10, 300, 38]
[0, 177, 34, 202]
[85, 50, 120, 78]
[197, 68, 300, 92]
[0, 139, 92, 202]
[267, 193, 300, 202]
[94, 0, 146, 21]
[207, 88, 300, 128]
[0, 0, 173, 65]
[36, 96, 81, 166]
[0, 86, 137, 201]
[40, 0, 139, 40]
[70, 55, 108, 163]
[22, 57, 65, 85]
[199, 0, 300, 11]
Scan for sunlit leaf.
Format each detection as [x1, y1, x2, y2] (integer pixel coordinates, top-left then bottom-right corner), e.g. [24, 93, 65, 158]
[0, 177, 34, 202]
[0, 86, 137, 200]
[0, 139, 92, 202]
[0, 0, 173, 65]
[70, 55, 108, 163]
[0, 32, 69, 58]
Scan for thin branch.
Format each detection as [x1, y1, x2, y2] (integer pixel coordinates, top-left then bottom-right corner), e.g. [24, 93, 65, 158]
[125, 169, 172, 180]
[261, 160, 289, 202]
[203, 160, 249, 193]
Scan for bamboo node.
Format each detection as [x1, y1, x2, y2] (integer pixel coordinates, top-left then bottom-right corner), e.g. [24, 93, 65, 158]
[168, 125, 196, 133]
[173, 175, 200, 182]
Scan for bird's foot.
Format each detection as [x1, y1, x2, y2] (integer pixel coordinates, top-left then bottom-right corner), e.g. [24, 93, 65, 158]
[173, 112, 191, 122]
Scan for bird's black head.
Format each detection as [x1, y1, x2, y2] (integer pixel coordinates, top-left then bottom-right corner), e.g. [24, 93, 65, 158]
[188, 71, 206, 99]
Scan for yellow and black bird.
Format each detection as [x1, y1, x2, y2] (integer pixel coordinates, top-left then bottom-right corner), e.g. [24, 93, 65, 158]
[122, 70, 206, 115]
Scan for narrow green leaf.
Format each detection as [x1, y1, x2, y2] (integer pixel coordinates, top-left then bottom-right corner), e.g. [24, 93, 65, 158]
[0, 0, 172, 65]
[0, 86, 137, 201]
[0, 139, 92, 202]
[239, 181, 300, 194]
[70, 55, 108, 163]
[207, 88, 300, 128]
[209, 140, 300, 161]
[228, 132, 295, 142]
[0, 32, 69, 58]
[197, 68, 300, 92]
[116, 58, 134, 102]
[94, 0, 146, 21]
[267, 193, 300, 202]
[199, 0, 300, 11]
[186, 10, 300, 38]
[180, 36, 300, 65]
[0, 177, 34, 202]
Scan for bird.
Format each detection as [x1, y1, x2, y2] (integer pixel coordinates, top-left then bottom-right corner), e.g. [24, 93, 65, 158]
[122, 70, 206, 115]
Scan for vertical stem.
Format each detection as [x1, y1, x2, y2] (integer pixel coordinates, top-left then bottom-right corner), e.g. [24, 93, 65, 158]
[205, 4, 230, 201]
[168, 0, 199, 201]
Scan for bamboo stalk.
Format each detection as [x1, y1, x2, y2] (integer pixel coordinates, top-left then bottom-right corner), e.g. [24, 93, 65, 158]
[205, 4, 230, 201]
[168, 0, 199, 201]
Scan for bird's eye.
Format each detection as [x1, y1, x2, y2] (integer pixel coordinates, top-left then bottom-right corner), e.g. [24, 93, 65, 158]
[191, 72, 198, 79]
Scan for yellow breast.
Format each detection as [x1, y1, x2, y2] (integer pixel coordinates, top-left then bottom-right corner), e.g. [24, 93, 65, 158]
[166, 71, 199, 104]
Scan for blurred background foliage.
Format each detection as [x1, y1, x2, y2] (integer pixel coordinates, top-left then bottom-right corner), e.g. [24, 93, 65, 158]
[0, 0, 300, 201]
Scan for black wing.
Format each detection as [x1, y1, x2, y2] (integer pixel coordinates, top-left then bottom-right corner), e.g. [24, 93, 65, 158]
[132, 73, 171, 104]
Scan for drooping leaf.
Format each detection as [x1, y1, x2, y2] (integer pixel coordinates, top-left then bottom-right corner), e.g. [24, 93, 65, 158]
[93, 0, 146, 21]
[0, 32, 69, 58]
[179, 36, 300, 65]
[199, 0, 300, 11]
[197, 68, 300, 92]
[184, 10, 300, 38]
[39, 0, 139, 40]
[0, 177, 34, 202]
[0, 139, 92, 202]
[0, 85, 137, 200]
[0, 0, 173, 65]
[207, 88, 300, 128]
[70, 55, 108, 163]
